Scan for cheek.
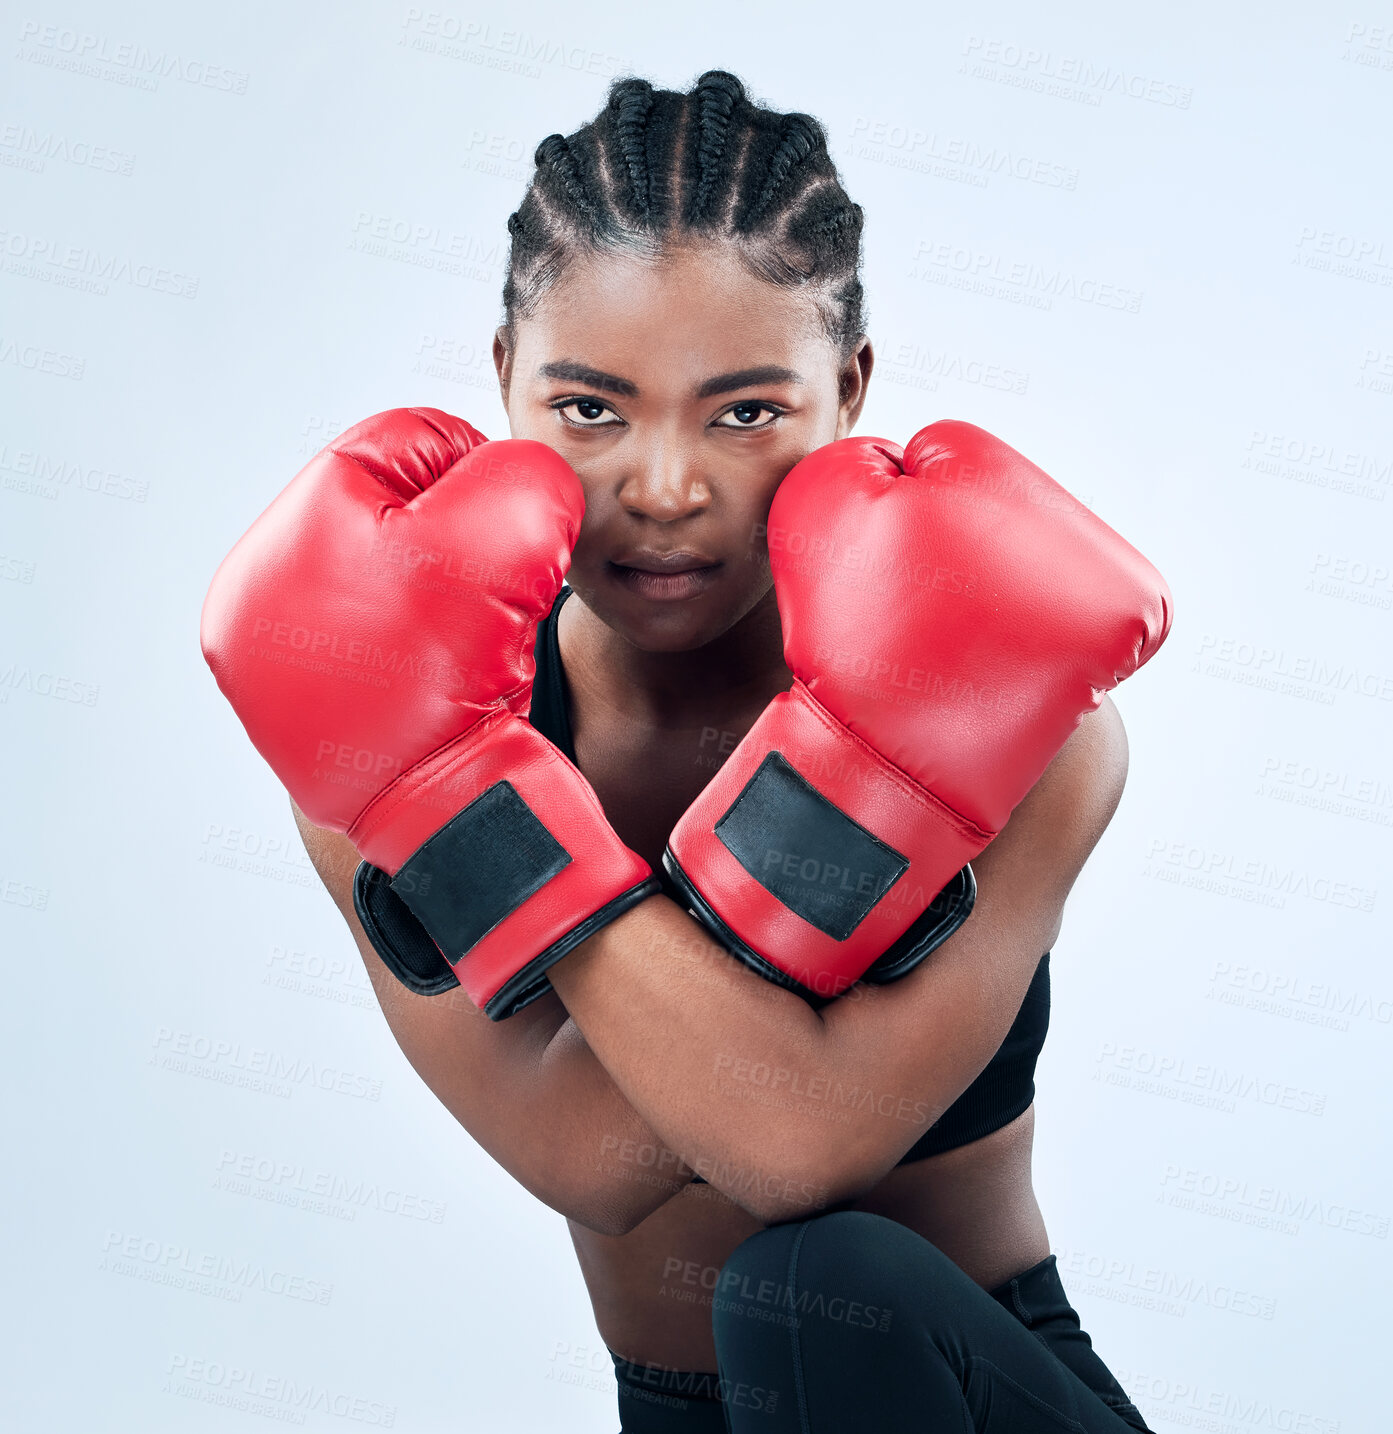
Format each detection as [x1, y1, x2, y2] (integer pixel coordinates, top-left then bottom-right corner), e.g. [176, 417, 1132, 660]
[566, 479, 619, 556]
[728, 489, 780, 571]
[506, 407, 557, 445]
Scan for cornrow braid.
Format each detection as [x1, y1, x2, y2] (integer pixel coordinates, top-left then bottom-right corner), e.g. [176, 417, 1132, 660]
[501, 69, 866, 356]
[687, 69, 743, 224]
[531, 133, 598, 226]
[609, 77, 656, 219]
[746, 113, 821, 229]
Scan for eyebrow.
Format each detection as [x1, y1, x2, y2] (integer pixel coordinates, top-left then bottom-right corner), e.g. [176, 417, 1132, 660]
[538, 361, 638, 397]
[536, 361, 805, 401]
[696, 365, 806, 399]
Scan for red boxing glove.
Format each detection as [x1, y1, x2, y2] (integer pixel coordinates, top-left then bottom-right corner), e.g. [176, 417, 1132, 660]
[201, 408, 659, 1018]
[665, 420, 1173, 1000]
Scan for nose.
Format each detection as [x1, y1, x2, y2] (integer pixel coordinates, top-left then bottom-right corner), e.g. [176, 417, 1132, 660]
[615, 434, 711, 522]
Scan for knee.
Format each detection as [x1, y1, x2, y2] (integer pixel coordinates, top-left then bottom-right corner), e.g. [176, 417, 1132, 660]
[714, 1211, 957, 1332]
[715, 1217, 805, 1300]
[713, 1213, 973, 1376]
[725, 1211, 949, 1277]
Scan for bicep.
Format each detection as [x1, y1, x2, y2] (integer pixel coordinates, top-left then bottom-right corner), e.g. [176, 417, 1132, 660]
[825, 697, 1129, 1185]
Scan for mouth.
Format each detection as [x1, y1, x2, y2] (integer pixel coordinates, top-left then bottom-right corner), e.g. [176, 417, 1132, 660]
[606, 559, 724, 602]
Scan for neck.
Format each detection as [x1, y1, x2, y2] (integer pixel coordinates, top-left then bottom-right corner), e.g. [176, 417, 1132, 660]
[560, 585, 792, 729]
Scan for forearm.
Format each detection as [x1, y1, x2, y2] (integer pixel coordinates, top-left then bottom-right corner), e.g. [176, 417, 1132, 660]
[291, 801, 695, 1239]
[534, 1011, 700, 1231]
[351, 953, 690, 1237]
[547, 894, 865, 1222]
[548, 702, 1126, 1227]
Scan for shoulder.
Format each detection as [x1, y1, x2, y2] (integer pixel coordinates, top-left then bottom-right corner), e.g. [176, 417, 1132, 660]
[1036, 691, 1129, 828]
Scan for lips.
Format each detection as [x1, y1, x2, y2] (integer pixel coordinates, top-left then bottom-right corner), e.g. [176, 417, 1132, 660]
[606, 555, 723, 602]
[611, 549, 720, 574]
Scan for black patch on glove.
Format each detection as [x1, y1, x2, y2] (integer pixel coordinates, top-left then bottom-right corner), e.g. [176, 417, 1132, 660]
[392, 779, 572, 958]
[714, 751, 910, 939]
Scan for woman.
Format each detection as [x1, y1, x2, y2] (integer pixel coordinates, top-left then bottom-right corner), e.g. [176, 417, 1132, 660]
[224, 71, 1162, 1432]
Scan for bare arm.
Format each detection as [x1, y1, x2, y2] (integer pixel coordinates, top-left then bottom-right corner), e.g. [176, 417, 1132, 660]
[289, 800, 697, 1237]
[548, 696, 1130, 1224]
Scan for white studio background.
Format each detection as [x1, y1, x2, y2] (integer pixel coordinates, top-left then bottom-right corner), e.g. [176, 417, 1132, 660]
[2, 0, 1388, 1428]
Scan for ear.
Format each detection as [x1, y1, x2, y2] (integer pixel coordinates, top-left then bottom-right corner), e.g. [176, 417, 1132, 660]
[835, 337, 873, 438]
[493, 326, 513, 407]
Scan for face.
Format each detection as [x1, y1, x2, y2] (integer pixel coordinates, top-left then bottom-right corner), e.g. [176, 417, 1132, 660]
[494, 239, 871, 652]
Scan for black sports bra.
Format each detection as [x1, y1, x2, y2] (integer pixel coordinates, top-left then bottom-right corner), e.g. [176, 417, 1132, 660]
[526, 586, 1051, 1167]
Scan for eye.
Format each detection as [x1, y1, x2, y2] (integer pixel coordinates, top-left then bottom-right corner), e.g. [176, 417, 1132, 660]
[714, 402, 780, 430]
[554, 397, 622, 427]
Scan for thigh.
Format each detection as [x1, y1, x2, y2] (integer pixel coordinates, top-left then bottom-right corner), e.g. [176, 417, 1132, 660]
[711, 1212, 1149, 1434]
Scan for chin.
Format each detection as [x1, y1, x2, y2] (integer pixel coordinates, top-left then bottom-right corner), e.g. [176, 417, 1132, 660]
[572, 572, 757, 653]
[606, 604, 728, 654]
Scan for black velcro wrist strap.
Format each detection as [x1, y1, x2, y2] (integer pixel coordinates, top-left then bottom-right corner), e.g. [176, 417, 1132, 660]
[353, 860, 460, 996]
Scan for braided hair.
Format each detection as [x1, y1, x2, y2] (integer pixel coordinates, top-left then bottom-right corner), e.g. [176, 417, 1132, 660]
[501, 70, 865, 358]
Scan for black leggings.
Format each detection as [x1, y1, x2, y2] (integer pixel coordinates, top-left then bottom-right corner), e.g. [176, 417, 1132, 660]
[611, 1212, 1150, 1432]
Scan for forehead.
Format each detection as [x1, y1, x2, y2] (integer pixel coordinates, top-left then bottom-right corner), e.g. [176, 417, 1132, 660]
[514, 239, 832, 381]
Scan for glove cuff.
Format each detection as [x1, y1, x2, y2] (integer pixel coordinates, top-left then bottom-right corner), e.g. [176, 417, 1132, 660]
[666, 680, 989, 994]
[350, 713, 660, 1018]
[354, 858, 660, 1019]
[663, 848, 975, 1004]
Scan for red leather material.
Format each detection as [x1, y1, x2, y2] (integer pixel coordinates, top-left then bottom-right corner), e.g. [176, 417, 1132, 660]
[200, 408, 579, 837]
[672, 680, 987, 996]
[669, 419, 1173, 990]
[344, 710, 652, 1012]
[201, 407, 654, 1009]
[780, 420, 1172, 836]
